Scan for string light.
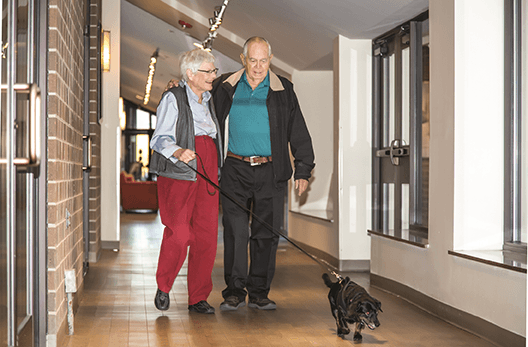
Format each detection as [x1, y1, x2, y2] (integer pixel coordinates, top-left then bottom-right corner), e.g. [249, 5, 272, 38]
[143, 48, 159, 105]
[194, 0, 229, 51]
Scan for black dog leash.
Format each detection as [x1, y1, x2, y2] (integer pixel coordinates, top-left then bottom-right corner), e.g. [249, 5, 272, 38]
[182, 156, 344, 281]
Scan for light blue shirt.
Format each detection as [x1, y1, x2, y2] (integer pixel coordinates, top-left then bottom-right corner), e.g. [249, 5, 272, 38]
[150, 80, 216, 163]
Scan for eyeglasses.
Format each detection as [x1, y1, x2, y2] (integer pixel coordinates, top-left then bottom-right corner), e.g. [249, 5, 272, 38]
[197, 68, 219, 75]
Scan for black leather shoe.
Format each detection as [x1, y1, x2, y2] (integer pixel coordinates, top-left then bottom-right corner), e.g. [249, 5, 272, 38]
[188, 300, 215, 314]
[154, 289, 170, 311]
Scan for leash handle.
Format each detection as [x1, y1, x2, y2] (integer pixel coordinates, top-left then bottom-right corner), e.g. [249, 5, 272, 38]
[180, 159, 343, 278]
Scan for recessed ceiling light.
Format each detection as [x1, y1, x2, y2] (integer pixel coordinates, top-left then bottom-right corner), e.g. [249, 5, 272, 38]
[135, 95, 143, 100]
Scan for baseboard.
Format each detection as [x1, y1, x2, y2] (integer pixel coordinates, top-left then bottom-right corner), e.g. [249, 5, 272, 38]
[340, 259, 370, 272]
[88, 248, 102, 263]
[101, 240, 120, 250]
[46, 312, 68, 347]
[291, 239, 370, 272]
[370, 274, 526, 347]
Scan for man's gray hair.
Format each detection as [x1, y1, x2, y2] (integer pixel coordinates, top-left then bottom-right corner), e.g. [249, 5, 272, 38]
[242, 37, 272, 58]
[180, 48, 216, 81]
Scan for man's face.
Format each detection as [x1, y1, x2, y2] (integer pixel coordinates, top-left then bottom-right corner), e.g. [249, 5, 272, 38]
[241, 41, 273, 87]
[187, 61, 217, 95]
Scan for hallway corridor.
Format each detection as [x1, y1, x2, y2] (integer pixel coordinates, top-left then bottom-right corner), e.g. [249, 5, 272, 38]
[64, 212, 497, 347]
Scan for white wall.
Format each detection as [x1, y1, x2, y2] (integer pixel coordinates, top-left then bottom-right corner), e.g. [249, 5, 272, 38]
[288, 37, 372, 270]
[101, 0, 121, 247]
[371, 0, 526, 337]
[290, 70, 333, 212]
[289, 70, 336, 257]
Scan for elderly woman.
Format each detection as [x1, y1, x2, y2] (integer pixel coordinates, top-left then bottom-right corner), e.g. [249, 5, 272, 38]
[149, 48, 223, 314]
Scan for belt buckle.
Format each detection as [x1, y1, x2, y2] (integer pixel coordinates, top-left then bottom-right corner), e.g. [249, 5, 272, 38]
[249, 156, 261, 166]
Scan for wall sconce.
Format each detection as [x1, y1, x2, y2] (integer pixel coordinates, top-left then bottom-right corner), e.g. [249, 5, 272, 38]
[143, 48, 159, 106]
[119, 97, 126, 131]
[101, 30, 111, 72]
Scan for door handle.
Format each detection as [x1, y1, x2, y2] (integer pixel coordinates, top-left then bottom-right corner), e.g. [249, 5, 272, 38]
[375, 139, 409, 166]
[0, 83, 41, 167]
[390, 139, 402, 166]
[83, 135, 92, 170]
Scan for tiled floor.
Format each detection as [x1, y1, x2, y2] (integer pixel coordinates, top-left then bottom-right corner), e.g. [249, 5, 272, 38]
[64, 212, 497, 346]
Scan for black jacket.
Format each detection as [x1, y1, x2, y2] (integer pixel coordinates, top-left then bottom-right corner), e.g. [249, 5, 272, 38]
[211, 69, 315, 188]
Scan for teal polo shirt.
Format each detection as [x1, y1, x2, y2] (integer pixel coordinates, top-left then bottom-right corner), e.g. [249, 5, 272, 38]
[228, 72, 272, 157]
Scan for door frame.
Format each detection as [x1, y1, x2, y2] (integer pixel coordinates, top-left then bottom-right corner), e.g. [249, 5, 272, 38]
[371, 11, 429, 242]
[35, 0, 48, 345]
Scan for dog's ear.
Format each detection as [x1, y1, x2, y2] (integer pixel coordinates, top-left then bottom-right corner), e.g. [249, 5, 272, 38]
[376, 300, 383, 312]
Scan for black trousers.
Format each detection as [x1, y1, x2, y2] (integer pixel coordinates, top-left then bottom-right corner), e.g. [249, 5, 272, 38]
[220, 157, 285, 300]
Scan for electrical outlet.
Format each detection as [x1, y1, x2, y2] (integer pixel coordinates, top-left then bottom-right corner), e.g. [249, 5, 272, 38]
[66, 208, 71, 228]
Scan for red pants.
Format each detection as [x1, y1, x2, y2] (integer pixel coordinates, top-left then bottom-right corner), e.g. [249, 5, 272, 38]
[156, 136, 219, 305]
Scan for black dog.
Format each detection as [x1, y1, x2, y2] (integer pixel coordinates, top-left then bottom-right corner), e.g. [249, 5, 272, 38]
[322, 273, 382, 341]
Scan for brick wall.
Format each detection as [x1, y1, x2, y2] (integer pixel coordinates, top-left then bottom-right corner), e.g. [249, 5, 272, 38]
[47, 0, 101, 344]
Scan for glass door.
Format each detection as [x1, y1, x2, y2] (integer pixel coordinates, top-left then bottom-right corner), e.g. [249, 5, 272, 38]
[1, 0, 41, 345]
[371, 13, 429, 244]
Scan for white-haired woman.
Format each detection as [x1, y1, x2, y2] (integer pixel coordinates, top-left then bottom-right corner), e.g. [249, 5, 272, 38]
[149, 48, 223, 314]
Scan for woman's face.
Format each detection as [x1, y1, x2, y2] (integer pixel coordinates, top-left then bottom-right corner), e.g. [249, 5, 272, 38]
[187, 61, 217, 96]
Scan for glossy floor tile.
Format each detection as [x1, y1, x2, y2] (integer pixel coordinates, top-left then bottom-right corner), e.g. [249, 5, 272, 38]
[64, 212, 497, 346]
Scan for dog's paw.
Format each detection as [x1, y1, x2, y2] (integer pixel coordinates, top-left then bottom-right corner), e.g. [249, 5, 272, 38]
[353, 333, 363, 342]
[337, 328, 350, 337]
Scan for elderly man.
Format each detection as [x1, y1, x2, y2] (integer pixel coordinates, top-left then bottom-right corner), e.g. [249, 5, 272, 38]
[212, 37, 315, 311]
[150, 48, 223, 314]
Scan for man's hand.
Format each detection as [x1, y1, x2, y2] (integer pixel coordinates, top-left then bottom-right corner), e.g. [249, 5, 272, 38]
[173, 148, 195, 164]
[165, 79, 179, 91]
[295, 179, 309, 196]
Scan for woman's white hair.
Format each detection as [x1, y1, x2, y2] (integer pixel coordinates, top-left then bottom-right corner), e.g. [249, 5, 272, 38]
[180, 48, 216, 81]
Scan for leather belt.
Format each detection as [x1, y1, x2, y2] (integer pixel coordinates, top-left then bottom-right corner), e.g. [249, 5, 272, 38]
[227, 151, 272, 166]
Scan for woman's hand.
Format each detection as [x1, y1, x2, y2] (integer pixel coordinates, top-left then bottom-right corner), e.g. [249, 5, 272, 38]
[173, 148, 195, 163]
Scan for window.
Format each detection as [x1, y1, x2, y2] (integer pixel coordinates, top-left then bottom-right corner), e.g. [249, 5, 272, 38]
[136, 109, 151, 130]
[121, 99, 156, 180]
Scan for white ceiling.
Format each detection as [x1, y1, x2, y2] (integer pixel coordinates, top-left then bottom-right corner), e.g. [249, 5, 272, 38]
[120, 0, 429, 112]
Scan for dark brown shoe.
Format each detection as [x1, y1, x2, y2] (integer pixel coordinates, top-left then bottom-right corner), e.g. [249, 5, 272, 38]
[220, 296, 246, 311]
[188, 300, 215, 314]
[248, 297, 276, 310]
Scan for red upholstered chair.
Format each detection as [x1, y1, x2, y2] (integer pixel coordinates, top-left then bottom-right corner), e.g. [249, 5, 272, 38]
[120, 171, 159, 212]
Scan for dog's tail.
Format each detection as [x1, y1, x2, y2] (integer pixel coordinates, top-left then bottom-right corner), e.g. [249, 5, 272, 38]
[322, 273, 334, 288]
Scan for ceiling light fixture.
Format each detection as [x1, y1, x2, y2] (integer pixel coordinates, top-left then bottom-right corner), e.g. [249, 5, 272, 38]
[143, 48, 159, 106]
[194, 0, 229, 51]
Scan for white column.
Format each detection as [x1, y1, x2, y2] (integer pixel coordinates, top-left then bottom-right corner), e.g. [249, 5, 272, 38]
[101, 0, 121, 247]
[335, 36, 372, 266]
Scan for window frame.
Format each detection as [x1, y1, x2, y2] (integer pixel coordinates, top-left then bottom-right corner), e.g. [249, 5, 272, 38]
[504, 0, 526, 254]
